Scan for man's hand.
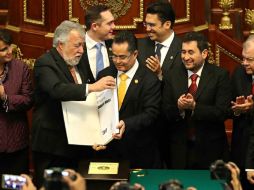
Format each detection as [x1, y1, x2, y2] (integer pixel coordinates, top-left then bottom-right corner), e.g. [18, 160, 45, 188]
[21, 174, 36, 190]
[177, 93, 196, 111]
[113, 120, 125, 139]
[226, 162, 242, 190]
[231, 95, 254, 115]
[247, 171, 254, 184]
[63, 169, 86, 190]
[145, 55, 162, 75]
[92, 144, 107, 151]
[88, 76, 115, 93]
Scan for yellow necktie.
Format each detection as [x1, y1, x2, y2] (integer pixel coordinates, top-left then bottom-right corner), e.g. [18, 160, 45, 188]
[118, 73, 128, 110]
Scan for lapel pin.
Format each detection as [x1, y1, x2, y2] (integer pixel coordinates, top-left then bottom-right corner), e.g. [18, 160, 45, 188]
[134, 79, 138, 84]
[170, 56, 173, 59]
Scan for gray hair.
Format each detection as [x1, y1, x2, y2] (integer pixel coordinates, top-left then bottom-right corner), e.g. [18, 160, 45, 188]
[243, 35, 254, 50]
[53, 20, 85, 47]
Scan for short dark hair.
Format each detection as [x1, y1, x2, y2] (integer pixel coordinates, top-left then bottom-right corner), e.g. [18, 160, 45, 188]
[85, 5, 110, 30]
[146, 1, 175, 28]
[0, 29, 12, 45]
[182, 32, 208, 52]
[113, 31, 137, 53]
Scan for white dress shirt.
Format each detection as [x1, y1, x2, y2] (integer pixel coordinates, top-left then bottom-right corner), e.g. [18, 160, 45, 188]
[85, 33, 110, 79]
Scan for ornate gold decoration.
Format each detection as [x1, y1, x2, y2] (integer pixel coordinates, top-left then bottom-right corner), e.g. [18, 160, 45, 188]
[45, 33, 54, 38]
[12, 44, 35, 69]
[68, 0, 79, 22]
[218, 0, 234, 30]
[78, 0, 143, 29]
[23, 0, 45, 25]
[245, 9, 254, 35]
[6, 24, 21, 32]
[175, 0, 190, 24]
[193, 22, 209, 32]
[80, 0, 132, 19]
[215, 44, 241, 66]
[208, 43, 215, 65]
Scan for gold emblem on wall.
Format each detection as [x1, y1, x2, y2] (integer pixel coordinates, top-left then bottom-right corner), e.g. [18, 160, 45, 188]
[245, 9, 254, 35]
[79, 0, 143, 29]
[79, 0, 132, 19]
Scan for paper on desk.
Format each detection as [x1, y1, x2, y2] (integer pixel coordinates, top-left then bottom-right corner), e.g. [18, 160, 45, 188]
[62, 88, 119, 146]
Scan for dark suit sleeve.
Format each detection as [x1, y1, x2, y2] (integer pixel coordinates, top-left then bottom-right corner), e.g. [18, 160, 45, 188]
[246, 121, 254, 168]
[162, 71, 183, 122]
[34, 57, 87, 101]
[123, 74, 161, 133]
[193, 69, 232, 122]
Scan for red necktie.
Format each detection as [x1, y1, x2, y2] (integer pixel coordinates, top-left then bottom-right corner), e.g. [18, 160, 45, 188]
[252, 83, 254, 95]
[68, 66, 78, 84]
[188, 74, 198, 96]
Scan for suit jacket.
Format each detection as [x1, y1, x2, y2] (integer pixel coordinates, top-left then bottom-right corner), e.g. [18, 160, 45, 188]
[246, 119, 254, 169]
[162, 62, 231, 169]
[82, 39, 113, 82]
[137, 35, 182, 75]
[231, 66, 254, 169]
[0, 59, 33, 152]
[97, 63, 162, 168]
[32, 48, 94, 158]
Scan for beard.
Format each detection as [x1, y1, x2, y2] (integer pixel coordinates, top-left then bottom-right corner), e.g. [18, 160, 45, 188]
[64, 56, 81, 66]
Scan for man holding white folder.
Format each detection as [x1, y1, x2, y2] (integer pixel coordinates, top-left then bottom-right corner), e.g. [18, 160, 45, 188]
[31, 20, 124, 188]
[96, 31, 162, 169]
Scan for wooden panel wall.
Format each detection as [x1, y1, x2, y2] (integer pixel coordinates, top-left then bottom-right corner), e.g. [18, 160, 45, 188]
[5, 0, 210, 60]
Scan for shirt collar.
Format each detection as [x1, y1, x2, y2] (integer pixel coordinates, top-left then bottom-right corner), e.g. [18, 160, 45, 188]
[85, 33, 106, 50]
[155, 31, 175, 48]
[187, 63, 205, 78]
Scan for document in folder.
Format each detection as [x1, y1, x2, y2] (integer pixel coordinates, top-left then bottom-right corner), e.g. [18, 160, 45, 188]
[62, 88, 119, 146]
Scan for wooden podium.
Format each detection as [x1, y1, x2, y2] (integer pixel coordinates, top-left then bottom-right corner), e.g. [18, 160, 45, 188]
[78, 160, 129, 190]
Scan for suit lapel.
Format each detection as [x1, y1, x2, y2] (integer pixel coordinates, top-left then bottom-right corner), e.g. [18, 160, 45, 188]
[120, 64, 143, 111]
[162, 36, 181, 72]
[195, 63, 212, 100]
[50, 48, 74, 83]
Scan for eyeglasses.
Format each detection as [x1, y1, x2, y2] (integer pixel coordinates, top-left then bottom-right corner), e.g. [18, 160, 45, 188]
[110, 53, 132, 61]
[143, 22, 156, 28]
[242, 57, 254, 63]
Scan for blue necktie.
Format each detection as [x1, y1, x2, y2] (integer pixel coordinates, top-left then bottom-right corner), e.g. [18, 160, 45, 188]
[95, 43, 104, 78]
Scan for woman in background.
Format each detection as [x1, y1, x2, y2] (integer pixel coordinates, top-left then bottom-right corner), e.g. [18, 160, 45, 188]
[0, 29, 33, 174]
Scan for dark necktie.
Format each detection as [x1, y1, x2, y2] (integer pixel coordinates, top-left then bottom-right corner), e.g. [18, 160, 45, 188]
[188, 74, 198, 97]
[68, 66, 78, 84]
[95, 43, 104, 79]
[155, 43, 163, 61]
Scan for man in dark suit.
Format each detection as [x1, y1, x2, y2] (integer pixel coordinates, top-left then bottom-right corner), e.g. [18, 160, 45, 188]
[97, 31, 162, 168]
[233, 35, 254, 190]
[84, 5, 115, 81]
[31, 20, 121, 188]
[137, 1, 182, 78]
[137, 1, 182, 167]
[162, 32, 231, 169]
